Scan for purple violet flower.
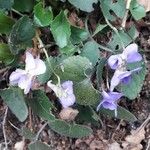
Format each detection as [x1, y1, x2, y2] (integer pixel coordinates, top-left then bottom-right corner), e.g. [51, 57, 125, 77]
[108, 43, 142, 70]
[110, 67, 142, 91]
[47, 80, 76, 108]
[97, 90, 123, 116]
[9, 51, 46, 94]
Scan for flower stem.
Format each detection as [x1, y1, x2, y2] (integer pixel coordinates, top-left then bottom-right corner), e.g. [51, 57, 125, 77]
[36, 32, 61, 85]
[105, 18, 125, 50]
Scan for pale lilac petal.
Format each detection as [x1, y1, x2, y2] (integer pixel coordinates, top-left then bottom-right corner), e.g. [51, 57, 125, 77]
[47, 80, 76, 108]
[18, 75, 33, 94]
[107, 92, 123, 101]
[102, 101, 117, 110]
[121, 76, 131, 84]
[9, 69, 26, 85]
[102, 90, 110, 99]
[59, 93, 76, 108]
[62, 81, 74, 94]
[123, 44, 142, 63]
[119, 67, 142, 84]
[28, 58, 46, 76]
[126, 52, 142, 63]
[60, 81, 75, 108]
[25, 52, 36, 71]
[110, 70, 121, 91]
[97, 91, 122, 111]
[108, 54, 122, 69]
[123, 43, 138, 56]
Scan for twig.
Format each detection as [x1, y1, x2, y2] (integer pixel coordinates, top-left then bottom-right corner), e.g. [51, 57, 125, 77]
[29, 107, 33, 131]
[111, 119, 124, 140]
[135, 114, 150, 134]
[121, 0, 132, 28]
[8, 121, 21, 131]
[0, 67, 10, 74]
[2, 107, 8, 150]
[36, 31, 61, 85]
[35, 122, 48, 141]
[146, 139, 150, 150]
[11, 8, 24, 17]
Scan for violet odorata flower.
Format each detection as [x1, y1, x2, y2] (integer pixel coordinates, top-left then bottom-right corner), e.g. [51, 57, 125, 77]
[47, 80, 76, 108]
[108, 43, 142, 91]
[97, 90, 123, 116]
[108, 43, 142, 70]
[9, 52, 46, 94]
[110, 67, 142, 91]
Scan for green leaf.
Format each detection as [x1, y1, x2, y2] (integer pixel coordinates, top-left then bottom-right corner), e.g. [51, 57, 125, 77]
[29, 141, 51, 150]
[77, 106, 100, 125]
[38, 56, 66, 84]
[0, 11, 15, 34]
[70, 26, 89, 44]
[49, 119, 92, 138]
[119, 62, 146, 99]
[68, 0, 98, 12]
[96, 58, 107, 87]
[108, 25, 138, 51]
[9, 15, 35, 54]
[54, 56, 92, 82]
[0, 87, 28, 122]
[51, 11, 71, 48]
[130, 0, 146, 20]
[99, 106, 137, 122]
[13, 0, 34, 12]
[34, 2, 53, 27]
[74, 79, 99, 106]
[22, 127, 36, 140]
[0, 0, 14, 10]
[100, 0, 126, 21]
[0, 43, 14, 64]
[92, 24, 107, 37]
[28, 90, 55, 121]
[37, 57, 54, 84]
[59, 42, 77, 55]
[80, 41, 100, 66]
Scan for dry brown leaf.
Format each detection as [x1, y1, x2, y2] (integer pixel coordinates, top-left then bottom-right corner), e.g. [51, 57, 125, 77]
[14, 140, 25, 150]
[137, 0, 150, 12]
[125, 127, 145, 144]
[59, 107, 79, 121]
[90, 140, 108, 150]
[108, 142, 122, 150]
[122, 124, 146, 150]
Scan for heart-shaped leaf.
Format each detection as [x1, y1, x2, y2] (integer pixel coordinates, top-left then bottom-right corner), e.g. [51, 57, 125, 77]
[34, 2, 53, 27]
[119, 62, 146, 99]
[68, 0, 98, 12]
[9, 15, 35, 54]
[28, 90, 55, 121]
[74, 79, 99, 106]
[0, 43, 14, 64]
[99, 106, 137, 122]
[54, 56, 92, 82]
[0, 11, 15, 34]
[0, 87, 28, 122]
[51, 11, 71, 48]
[49, 119, 92, 138]
[80, 41, 100, 66]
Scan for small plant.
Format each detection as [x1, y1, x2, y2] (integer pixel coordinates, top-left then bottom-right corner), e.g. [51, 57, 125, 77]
[0, 0, 147, 148]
